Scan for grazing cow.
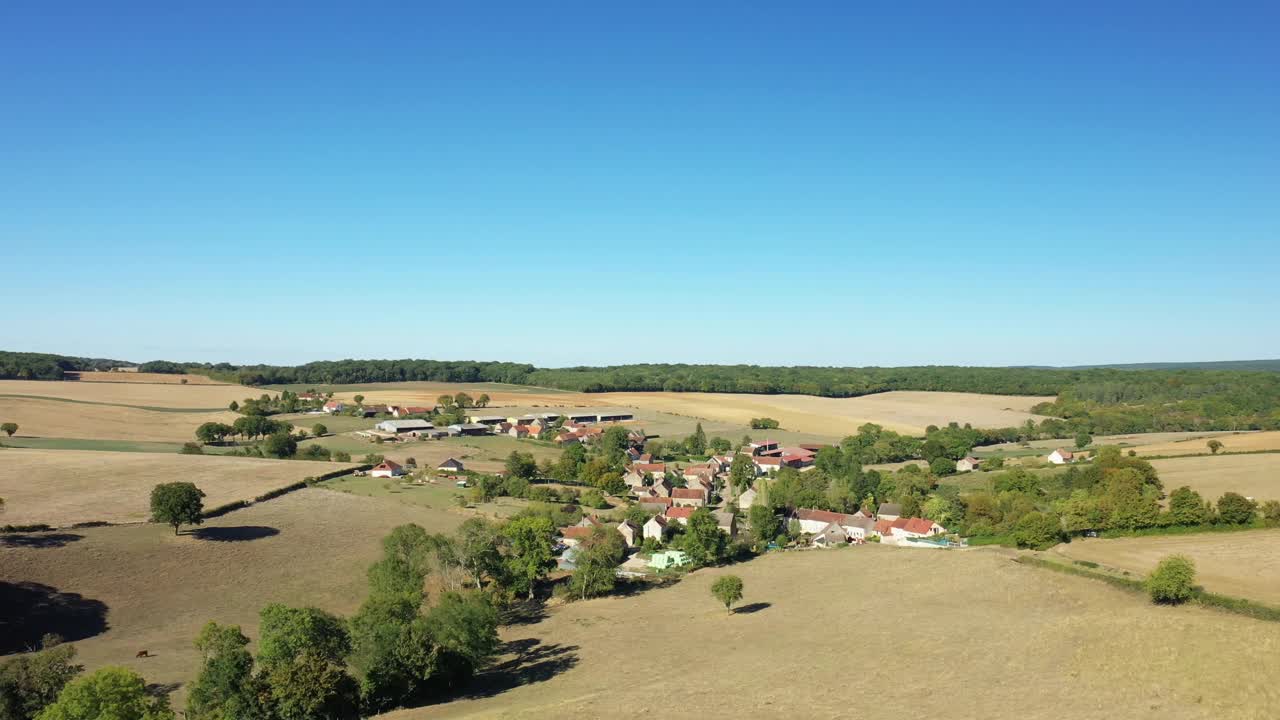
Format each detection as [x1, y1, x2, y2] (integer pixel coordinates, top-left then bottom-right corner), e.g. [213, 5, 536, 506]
[136, 650, 150, 658]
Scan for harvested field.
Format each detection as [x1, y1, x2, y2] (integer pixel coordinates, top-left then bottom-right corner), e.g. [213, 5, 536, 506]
[593, 390, 1056, 436]
[0, 489, 462, 703]
[301, 433, 562, 473]
[1133, 431, 1280, 457]
[1, 378, 253, 408]
[1053, 529, 1280, 605]
[1149, 454, 1280, 503]
[0, 397, 240, 442]
[0, 448, 356, 526]
[65, 371, 231, 385]
[380, 548, 1280, 719]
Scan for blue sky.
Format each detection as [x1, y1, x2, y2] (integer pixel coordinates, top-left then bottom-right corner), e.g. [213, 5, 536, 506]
[2, 1, 1277, 367]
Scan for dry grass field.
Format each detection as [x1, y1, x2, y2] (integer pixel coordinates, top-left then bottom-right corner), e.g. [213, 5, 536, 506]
[66, 371, 230, 386]
[0, 489, 463, 702]
[0, 397, 240, 442]
[1053, 530, 1280, 606]
[1149, 454, 1280, 503]
[1132, 431, 1280, 457]
[378, 548, 1280, 719]
[0, 448, 356, 526]
[593, 390, 1056, 436]
[0, 378, 253, 408]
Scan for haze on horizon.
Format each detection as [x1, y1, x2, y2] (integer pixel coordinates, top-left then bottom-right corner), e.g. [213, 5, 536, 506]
[2, 3, 1277, 368]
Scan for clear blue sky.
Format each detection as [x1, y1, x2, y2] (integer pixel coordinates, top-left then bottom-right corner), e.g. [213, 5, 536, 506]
[2, 1, 1277, 367]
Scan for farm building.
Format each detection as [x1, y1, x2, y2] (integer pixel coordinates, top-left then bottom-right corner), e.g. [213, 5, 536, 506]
[811, 522, 849, 548]
[596, 412, 634, 422]
[322, 401, 345, 414]
[565, 412, 597, 424]
[956, 457, 981, 472]
[447, 423, 490, 436]
[437, 458, 465, 473]
[671, 488, 707, 508]
[877, 503, 903, 521]
[1048, 448, 1075, 464]
[617, 520, 641, 547]
[375, 419, 435, 434]
[744, 439, 781, 457]
[637, 497, 673, 513]
[665, 506, 696, 525]
[753, 457, 783, 475]
[737, 487, 758, 510]
[369, 461, 406, 478]
[713, 510, 736, 537]
[558, 525, 594, 547]
[466, 415, 507, 426]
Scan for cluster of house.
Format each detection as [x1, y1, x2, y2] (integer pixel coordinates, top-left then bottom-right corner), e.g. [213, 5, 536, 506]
[365, 457, 466, 478]
[348, 405, 639, 444]
[791, 503, 947, 548]
[554, 509, 736, 571]
[954, 447, 1080, 473]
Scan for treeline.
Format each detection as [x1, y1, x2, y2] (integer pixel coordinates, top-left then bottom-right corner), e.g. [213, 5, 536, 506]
[0, 350, 134, 380]
[195, 359, 536, 386]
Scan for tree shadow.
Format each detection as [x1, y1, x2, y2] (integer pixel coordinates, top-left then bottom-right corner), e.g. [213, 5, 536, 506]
[0, 582, 109, 653]
[499, 599, 549, 627]
[733, 602, 771, 615]
[461, 638, 579, 699]
[188, 525, 280, 542]
[145, 682, 182, 699]
[0, 533, 84, 549]
[608, 575, 679, 598]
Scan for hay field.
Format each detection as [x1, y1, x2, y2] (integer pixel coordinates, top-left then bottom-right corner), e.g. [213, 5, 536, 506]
[1054, 530, 1280, 605]
[593, 390, 1056, 436]
[0, 397, 240, 442]
[0, 448, 356, 526]
[301, 434, 562, 473]
[1132, 431, 1280, 457]
[0, 378, 253, 407]
[0, 489, 462, 702]
[67, 371, 229, 386]
[1147, 454, 1280, 503]
[381, 548, 1280, 719]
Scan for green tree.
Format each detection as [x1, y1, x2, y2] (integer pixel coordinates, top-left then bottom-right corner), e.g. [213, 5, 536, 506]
[227, 401, 239, 413]
[1147, 555, 1196, 604]
[0, 638, 82, 720]
[679, 508, 728, 566]
[729, 454, 756, 498]
[1206, 439, 1224, 454]
[710, 575, 744, 614]
[501, 515, 557, 599]
[261, 651, 358, 720]
[579, 489, 607, 509]
[475, 393, 490, 408]
[569, 527, 624, 600]
[453, 392, 473, 409]
[1011, 512, 1063, 550]
[1074, 432, 1093, 450]
[1217, 492, 1258, 525]
[262, 431, 297, 459]
[424, 592, 499, 667]
[353, 394, 365, 405]
[256, 605, 351, 671]
[709, 436, 731, 453]
[333, 450, 352, 463]
[186, 623, 263, 720]
[688, 423, 707, 455]
[0, 422, 17, 438]
[311, 423, 328, 437]
[748, 504, 780, 547]
[456, 518, 503, 590]
[1167, 486, 1211, 526]
[149, 482, 205, 535]
[928, 456, 956, 476]
[1262, 500, 1280, 524]
[194, 422, 232, 445]
[35, 667, 173, 720]
[504, 452, 537, 481]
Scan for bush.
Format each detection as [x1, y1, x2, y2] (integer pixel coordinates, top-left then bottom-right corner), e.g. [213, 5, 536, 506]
[1217, 492, 1258, 525]
[1262, 500, 1280, 525]
[1012, 512, 1064, 550]
[180, 442, 204, 455]
[1146, 555, 1196, 604]
[749, 417, 780, 430]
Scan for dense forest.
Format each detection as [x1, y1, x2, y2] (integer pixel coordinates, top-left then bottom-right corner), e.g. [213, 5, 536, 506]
[4, 351, 1280, 433]
[0, 350, 134, 380]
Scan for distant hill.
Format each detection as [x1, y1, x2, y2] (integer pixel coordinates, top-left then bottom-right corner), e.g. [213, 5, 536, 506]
[1061, 359, 1280, 372]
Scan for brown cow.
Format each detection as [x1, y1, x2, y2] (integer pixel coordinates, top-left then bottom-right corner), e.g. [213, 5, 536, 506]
[136, 650, 150, 658]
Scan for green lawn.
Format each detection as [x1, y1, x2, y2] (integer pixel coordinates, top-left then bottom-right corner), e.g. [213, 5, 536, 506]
[276, 412, 376, 434]
[320, 473, 537, 520]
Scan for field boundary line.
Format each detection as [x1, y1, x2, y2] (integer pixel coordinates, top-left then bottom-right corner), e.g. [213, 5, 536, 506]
[1014, 555, 1280, 623]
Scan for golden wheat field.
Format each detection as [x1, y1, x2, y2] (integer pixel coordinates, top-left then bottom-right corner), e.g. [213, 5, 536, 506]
[0, 397, 240, 442]
[0, 378, 255, 408]
[592, 390, 1056, 436]
[0, 448, 356, 526]
[378, 548, 1280, 720]
[1149, 453, 1280, 503]
[67, 371, 231, 386]
[1053, 530, 1280, 606]
[1131, 431, 1280, 457]
[0, 489, 463, 704]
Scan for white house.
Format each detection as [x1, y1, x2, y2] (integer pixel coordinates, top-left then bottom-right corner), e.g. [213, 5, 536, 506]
[753, 457, 783, 475]
[811, 522, 849, 547]
[737, 487, 758, 510]
[322, 401, 345, 414]
[643, 515, 668, 542]
[437, 458, 465, 473]
[617, 520, 641, 548]
[956, 456, 981, 473]
[369, 460, 406, 478]
[1048, 448, 1075, 465]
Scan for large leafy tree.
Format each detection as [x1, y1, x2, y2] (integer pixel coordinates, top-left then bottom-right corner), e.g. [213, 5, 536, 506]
[569, 527, 624, 600]
[256, 606, 356, 720]
[710, 575, 744, 614]
[679, 508, 728, 566]
[728, 454, 756, 497]
[35, 667, 173, 720]
[455, 519, 503, 590]
[185, 623, 263, 720]
[149, 482, 205, 535]
[0, 639, 82, 720]
[501, 516, 556, 599]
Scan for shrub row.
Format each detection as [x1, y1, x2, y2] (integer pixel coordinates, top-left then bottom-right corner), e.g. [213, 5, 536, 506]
[1, 523, 54, 533]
